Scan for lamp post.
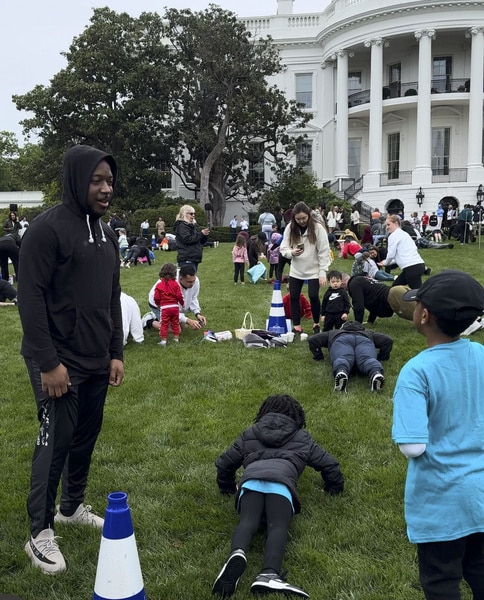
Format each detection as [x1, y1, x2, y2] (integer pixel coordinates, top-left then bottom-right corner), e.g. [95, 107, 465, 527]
[476, 184, 483, 248]
[416, 187, 425, 207]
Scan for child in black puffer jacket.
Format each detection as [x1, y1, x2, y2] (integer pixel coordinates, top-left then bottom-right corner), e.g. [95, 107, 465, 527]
[212, 394, 344, 599]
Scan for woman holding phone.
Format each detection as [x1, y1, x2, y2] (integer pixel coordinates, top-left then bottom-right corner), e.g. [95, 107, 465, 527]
[280, 202, 331, 335]
[173, 205, 210, 272]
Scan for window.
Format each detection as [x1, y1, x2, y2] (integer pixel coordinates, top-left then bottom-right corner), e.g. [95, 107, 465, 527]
[387, 133, 400, 180]
[388, 63, 401, 97]
[433, 56, 452, 93]
[159, 162, 172, 189]
[431, 128, 450, 175]
[248, 142, 265, 187]
[296, 141, 313, 174]
[295, 73, 312, 108]
[348, 139, 361, 180]
[348, 72, 362, 92]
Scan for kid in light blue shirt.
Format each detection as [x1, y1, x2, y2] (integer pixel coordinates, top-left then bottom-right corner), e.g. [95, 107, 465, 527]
[392, 270, 484, 600]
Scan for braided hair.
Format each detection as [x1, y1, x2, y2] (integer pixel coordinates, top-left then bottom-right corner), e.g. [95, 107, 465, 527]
[255, 394, 306, 429]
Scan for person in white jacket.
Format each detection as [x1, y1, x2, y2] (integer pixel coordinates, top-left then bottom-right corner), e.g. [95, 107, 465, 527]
[378, 214, 426, 289]
[280, 202, 331, 335]
[120, 292, 144, 346]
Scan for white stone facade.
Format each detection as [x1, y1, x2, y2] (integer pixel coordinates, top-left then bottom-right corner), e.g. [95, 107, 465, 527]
[236, 0, 484, 217]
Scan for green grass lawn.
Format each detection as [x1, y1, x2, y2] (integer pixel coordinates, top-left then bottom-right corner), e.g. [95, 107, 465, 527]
[0, 241, 481, 599]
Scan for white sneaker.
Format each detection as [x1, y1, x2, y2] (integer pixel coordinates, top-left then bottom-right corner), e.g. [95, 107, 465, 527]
[370, 373, 385, 392]
[141, 311, 155, 329]
[54, 504, 104, 529]
[250, 572, 309, 598]
[25, 527, 66, 575]
[334, 372, 348, 392]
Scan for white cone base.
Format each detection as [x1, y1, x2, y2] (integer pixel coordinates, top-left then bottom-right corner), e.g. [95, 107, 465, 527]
[93, 534, 145, 600]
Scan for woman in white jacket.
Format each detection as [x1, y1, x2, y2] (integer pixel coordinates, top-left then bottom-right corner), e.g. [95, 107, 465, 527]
[280, 202, 331, 334]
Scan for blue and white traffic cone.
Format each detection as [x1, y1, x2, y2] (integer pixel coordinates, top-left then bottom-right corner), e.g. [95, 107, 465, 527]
[93, 492, 146, 600]
[266, 280, 288, 335]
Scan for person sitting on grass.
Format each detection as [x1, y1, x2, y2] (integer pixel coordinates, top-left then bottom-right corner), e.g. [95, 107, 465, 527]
[282, 281, 312, 322]
[0, 278, 17, 304]
[353, 247, 396, 282]
[308, 321, 393, 393]
[392, 271, 484, 600]
[213, 394, 344, 599]
[143, 264, 207, 332]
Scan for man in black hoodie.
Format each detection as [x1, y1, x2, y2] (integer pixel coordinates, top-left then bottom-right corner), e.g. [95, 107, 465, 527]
[18, 145, 124, 574]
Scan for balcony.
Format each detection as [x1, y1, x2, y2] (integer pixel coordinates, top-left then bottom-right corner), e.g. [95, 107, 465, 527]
[380, 169, 468, 186]
[348, 78, 474, 108]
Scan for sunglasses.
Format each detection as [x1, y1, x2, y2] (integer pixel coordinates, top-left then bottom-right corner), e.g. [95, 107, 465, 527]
[187, 212, 196, 216]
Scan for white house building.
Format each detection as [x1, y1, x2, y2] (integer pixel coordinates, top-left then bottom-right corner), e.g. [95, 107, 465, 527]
[236, 0, 484, 217]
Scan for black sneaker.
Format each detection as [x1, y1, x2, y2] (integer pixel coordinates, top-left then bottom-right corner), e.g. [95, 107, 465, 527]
[424, 267, 432, 276]
[250, 573, 309, 598]
[334, 372, 348, 392]
[312, 324, 320, 334]
[212, 549, 247, 597]
[370, 373, 385, 392]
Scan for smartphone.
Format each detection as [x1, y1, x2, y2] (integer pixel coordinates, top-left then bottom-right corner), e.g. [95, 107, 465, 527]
[297, 243, 304, 250]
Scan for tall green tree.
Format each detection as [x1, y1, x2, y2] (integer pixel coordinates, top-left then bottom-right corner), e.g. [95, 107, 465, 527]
[0, 132, 20, 191]
[13, 8, 173, 209]
[162, 6, 309, 224]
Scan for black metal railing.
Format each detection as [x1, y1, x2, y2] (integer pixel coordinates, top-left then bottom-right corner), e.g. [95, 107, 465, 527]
[380, 171, 412, 186]
[348, 78, 479, 108]
[432, 168, 467, 183]
[344, 176, 363, 201]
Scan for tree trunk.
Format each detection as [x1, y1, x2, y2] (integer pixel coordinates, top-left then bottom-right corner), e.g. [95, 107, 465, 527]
[199, 110, 231, 223]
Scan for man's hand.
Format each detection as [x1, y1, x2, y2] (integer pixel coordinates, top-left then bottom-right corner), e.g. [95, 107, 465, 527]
[41, 364, 71, 398]
[109, 359, 124, 387]
[186, 318, 201, 330]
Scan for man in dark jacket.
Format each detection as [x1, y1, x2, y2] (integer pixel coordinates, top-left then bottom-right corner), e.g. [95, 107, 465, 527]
[347, 275, 415, 324]
[309, 321, 393, 392]
[18, 145, 124, 574]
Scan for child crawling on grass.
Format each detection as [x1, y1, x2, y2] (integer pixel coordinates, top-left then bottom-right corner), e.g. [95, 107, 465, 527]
[213, 394, 344, 598]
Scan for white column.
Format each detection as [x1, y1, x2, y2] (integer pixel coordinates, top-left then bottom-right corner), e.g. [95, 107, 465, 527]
[364, 38, 384, 188]
[320, 61, 336, 183]
[335, 50, 349, 181]
[467, 27, 484, 182]
[413, 30, 434, 185]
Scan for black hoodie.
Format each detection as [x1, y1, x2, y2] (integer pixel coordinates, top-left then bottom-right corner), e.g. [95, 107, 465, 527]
[18, 145, 123, 374]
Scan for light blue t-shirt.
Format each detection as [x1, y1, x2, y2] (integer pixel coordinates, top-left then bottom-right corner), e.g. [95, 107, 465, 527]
[392, 338, 484, 543]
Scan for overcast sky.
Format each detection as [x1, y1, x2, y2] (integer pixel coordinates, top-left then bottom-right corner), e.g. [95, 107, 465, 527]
[1, 0, 331, 145]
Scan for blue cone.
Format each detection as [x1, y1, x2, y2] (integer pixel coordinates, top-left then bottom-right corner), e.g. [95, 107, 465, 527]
[93, 492, 146, 600]
[267, 280, 288, 335]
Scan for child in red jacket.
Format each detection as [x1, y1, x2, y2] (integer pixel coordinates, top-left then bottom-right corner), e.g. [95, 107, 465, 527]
[154, 262, 184, 346]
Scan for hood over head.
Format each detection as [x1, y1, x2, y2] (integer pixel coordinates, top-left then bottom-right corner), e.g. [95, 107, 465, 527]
[62, 145, 117, 218]
[253, 412, 298, 447]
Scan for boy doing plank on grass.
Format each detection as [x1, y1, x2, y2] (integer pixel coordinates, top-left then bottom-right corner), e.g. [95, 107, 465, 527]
[392, 270, 484, 600]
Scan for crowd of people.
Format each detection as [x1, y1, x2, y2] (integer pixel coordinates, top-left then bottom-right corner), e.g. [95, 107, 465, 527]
[4, 144, 484, 599]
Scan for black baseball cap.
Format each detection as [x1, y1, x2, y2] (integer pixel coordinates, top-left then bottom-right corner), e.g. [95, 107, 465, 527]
[402, 270, 484, 320]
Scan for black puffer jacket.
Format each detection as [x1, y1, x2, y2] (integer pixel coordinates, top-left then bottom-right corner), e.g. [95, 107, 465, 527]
[215, 412, 344, 513]
[173, 219, 207, 264]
